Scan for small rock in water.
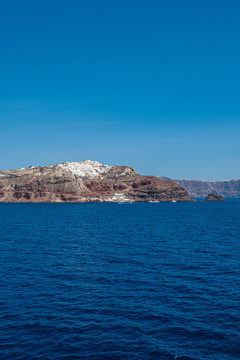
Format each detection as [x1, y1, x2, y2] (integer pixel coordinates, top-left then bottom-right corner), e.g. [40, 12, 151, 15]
[204, 192, 225, 201]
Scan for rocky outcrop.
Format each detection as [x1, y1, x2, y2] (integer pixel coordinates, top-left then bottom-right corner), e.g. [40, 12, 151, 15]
[163, 178, 240, 198]
[0, 160, 193, 203]
[205, 193, 225, 201]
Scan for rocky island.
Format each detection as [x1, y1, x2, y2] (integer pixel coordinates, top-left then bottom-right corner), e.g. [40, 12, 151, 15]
[205, 193, 225, 201]
[0, 160, 193, 203]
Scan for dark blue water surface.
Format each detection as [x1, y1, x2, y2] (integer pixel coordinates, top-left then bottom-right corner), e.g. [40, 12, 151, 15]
[0, 202, 240, 360]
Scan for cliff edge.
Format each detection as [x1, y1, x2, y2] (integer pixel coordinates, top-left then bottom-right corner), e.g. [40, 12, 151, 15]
[162, 177, 240, 198]
[0, 160, 193, 203]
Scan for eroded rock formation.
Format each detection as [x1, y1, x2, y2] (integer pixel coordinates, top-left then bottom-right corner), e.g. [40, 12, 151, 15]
[0, 160, 193, 203]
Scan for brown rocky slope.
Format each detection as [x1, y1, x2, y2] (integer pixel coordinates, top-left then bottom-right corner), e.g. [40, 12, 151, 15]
[0, 161, 193, 203]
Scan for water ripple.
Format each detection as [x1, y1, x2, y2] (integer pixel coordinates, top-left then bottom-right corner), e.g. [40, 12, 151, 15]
[0, 202, 240, 360]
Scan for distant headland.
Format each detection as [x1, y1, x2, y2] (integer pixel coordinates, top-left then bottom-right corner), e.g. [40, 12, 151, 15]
[0, 160, 193, 203]
[163, 177, 240, 199]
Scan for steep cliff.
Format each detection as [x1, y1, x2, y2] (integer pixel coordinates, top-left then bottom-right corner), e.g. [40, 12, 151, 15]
[0, 161, 192, 203]
[162, 178, 240, 198]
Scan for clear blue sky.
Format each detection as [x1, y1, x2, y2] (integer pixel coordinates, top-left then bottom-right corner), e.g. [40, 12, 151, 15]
[0, 0, 240, 180]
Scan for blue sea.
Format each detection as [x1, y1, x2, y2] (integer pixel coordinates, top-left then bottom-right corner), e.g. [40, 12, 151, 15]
[0, 202, 239, 360]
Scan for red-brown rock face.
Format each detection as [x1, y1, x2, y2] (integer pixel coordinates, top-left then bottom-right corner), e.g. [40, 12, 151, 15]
[0, 161, 193, 203]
